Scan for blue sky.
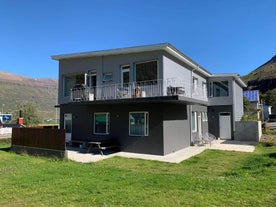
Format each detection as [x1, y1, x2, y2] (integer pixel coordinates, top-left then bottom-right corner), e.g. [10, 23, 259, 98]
[0, 0, 275, 78]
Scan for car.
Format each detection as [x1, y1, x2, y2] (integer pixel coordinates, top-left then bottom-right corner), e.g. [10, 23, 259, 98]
[265, 114, 276, 130]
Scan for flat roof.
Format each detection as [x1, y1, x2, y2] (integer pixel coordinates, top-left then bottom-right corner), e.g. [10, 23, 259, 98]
[51, 43, 212, 77]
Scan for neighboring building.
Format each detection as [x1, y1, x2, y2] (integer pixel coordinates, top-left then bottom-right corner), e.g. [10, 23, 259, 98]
[243, 90, 261, 120]
[52, 43, 246, 155]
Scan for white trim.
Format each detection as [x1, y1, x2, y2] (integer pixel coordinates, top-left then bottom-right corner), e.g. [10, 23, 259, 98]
[191, 111, 197, 133]
[165, 47, 212, 77]
[120, 65, 130, 87]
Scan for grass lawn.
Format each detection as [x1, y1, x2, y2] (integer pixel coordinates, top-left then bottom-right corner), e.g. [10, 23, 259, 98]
[0, 139, 275, 207]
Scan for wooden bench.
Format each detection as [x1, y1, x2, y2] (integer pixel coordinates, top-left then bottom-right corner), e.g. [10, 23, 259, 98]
[87, 140, 120, 155]
[69, 140, 87, 148]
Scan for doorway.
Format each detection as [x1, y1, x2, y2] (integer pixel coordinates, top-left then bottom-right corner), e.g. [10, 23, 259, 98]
[219, 112, 231, 139]
[64, 113, 72, 143]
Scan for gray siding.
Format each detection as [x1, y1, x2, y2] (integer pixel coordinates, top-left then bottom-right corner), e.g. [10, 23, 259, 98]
[162, 52, 208, 101]
[163, 104, 190, 154]
[208, 105, 233, 139]
[58, 51, 163, 105]
[208, 77, 234, 106]
[233, 80, 244, 121]
[60, 102, 190, 155]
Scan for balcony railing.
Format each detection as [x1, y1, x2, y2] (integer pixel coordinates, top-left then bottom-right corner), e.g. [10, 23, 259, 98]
[71, 79, 208, 102]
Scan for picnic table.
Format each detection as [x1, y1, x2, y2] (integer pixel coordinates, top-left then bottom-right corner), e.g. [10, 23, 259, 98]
[87, 140, 120, 155]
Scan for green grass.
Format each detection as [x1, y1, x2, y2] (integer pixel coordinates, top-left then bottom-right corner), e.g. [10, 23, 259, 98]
[0, 139, 275, 207]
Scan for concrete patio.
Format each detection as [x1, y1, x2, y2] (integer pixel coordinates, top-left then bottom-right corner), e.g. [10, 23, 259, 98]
[66, 140, 257, 163]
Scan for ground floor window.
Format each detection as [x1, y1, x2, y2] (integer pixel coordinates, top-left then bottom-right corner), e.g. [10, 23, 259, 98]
[202, 112, 208, 122]
[94, 112, 109, 134]
[192, 111, 197, 132]
[129, 112, 149, 136]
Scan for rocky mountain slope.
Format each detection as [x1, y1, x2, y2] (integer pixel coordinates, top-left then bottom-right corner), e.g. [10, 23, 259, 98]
[0, 71, 58, 121]
[242, 55, 276, 113]
[243, 55, 276, 92]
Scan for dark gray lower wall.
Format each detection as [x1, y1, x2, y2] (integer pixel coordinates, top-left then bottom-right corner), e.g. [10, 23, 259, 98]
[234, 121, 262, 142]
[208, 105, 233, 139]
[190, 105, 208, 144]
[60, 101, 191, 155]
[163, 104, 189, 155]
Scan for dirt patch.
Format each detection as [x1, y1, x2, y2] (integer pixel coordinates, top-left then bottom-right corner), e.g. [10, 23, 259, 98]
[261, 134, 276, 142]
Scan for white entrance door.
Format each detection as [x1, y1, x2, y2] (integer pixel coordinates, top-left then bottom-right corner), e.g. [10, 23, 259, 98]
[219, 113, 231, 139]
[64, 114, 72, 143]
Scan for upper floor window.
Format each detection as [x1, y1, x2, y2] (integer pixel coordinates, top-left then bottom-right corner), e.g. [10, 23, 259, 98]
[63, 73, 84, 97]
[210, 81, 229, 97]
[102, 72, 113, 82]
[135, 60, 157, 84]
[193, 77, 198, 93]
[202, 82, 207, 98]
[121, 65, 130, 87]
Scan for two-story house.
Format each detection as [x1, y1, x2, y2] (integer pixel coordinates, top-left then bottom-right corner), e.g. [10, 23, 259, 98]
[52, 43, 246, 155]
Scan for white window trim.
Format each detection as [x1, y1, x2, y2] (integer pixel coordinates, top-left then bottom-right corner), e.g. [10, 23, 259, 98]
[129, 111, 149, 136]
[202, 112, 208, 122]
[192, 111, 197, 132]
[102, 72, 113, 82]
[94, 112, 110, 135]
[120, 65, 130, 87]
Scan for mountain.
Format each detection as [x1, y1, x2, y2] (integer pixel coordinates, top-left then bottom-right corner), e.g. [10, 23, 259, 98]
[242, 55, 276, 113]
[0, 71, 58, 122]
[243, 55, 276, 92]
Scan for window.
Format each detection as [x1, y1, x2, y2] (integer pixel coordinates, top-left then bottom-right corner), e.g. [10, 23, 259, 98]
[193, 77, 198, 92]
[87, 70, 96, 88]
[202, 112, 208, 122]
[94, 113, 110, 134]
[202, 82, 207, 97]
[211, 81, 229, 97]
[63, 74, 85, 97]
[129, 112, 149, 136]
[135, 61, 157, 83]
[102, 72, 113, 82]
[192, 112, 197, 132]
[121, 65, 130, 87]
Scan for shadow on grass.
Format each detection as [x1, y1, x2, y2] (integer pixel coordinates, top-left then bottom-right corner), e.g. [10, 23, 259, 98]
[0, 146, 11, 152]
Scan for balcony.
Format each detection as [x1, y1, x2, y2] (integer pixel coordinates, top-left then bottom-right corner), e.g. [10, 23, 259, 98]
[71, 79, 208, 103]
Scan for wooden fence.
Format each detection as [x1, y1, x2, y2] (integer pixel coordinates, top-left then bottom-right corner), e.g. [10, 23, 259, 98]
[12, 128, 65, 151]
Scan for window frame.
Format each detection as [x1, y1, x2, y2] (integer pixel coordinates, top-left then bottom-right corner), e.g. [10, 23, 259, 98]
[121, 65, 130, 87]
[102, 72, 113, 82]
[202, 112, 208, 122]
[192, 111, 197, 132]
[210, 80, 229, 97]
[93, 112, 110, 135]
[134, 60, 158, 83]
[129, 111, 149, 136]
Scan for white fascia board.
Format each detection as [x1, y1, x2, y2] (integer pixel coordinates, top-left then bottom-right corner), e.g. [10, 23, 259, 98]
[165, 46, 212, 77]
[211, 74, 247, 87]
[51, 43, 169, 60]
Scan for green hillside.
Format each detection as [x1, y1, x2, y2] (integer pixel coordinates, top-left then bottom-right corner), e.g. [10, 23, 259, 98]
[242, 55, 276, 113]
[0, 72, 58, 122]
